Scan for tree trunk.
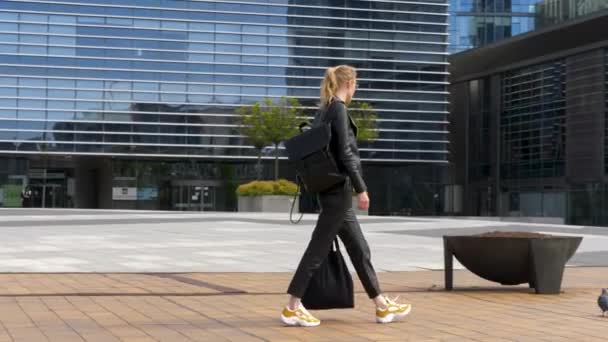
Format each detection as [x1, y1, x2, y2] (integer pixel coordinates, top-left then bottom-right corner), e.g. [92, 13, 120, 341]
[274, 143, 279, 180]
[256, 150, 262, 180]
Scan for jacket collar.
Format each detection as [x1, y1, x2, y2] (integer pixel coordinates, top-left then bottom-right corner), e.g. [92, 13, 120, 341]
[330, 96, 358, 137]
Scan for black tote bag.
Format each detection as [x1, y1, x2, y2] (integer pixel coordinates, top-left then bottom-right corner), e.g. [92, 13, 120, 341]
[301, 239, 354, 310]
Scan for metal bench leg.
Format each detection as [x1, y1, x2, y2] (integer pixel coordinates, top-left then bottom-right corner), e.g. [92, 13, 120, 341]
[444, 237, 453, 291]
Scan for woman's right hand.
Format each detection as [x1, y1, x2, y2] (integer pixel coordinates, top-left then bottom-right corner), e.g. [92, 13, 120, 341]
[357, 191, 370, 210]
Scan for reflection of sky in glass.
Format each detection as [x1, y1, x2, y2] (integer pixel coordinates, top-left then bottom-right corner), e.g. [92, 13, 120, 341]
[0, 1, 451, 160]
[449, 0, 608, 52]
[449, 0, 543, 52]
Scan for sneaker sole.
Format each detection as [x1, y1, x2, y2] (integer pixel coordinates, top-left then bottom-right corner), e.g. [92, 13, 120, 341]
[376, 305, 412, 324]
[280, 315, 320, 327]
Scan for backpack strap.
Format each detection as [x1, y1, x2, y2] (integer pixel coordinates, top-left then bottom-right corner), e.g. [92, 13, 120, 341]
[316, 98, 339, 125]
[289, 177, 304, 224]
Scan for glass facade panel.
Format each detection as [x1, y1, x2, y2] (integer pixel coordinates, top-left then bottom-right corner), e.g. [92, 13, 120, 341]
[449, 0, 608, 52]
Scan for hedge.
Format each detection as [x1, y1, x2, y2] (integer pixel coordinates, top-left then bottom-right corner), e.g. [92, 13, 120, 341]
[236, 179, 298, 196]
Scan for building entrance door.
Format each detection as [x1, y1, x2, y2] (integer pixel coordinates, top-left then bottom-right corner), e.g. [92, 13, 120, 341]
[171, 181, 216, 211]
[27, 183, 65, 208]
[27, 169, 69, 208]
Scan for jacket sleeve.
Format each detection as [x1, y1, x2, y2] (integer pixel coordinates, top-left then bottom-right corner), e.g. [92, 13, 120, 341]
[331, 102, 368, 194]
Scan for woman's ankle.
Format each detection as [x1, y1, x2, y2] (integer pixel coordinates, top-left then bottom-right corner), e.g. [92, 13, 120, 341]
[287, 295, 301, 311]
[373, 295, 388, 309]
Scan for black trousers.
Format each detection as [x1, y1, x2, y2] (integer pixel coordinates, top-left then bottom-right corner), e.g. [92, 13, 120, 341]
[287, 179, 381, 299]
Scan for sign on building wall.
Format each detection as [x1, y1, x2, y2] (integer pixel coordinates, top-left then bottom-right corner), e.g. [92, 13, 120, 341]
[137, 188, 158, 200]
[112, 187, 137, 200]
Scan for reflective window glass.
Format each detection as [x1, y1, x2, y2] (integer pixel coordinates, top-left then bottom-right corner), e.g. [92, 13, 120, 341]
[190, 32, 213, 41]
[215, 55, 241, 63]
[18, 110, 45, 119]
[19, 23, 45, 32]
[49, 47, 75, 55]
[0, 87, 17, 97]
[189, 23, 214, 31]
[215, 44, 240, 53]
[77, 16, 104, 24]
[47, 111, 75, 120]
[20, 34, 46, 44]
[134, 19, 160, 28]
[0, 23, 18, 31]
[47, 100, 74, 109]
[242, 35, 267, 44]
[0, 109, 17, 120]
[20, 46, 47, 54]
[242, 56, 266, 64]
[49, 36, 76, 45]
[216, 24, 240, 32]
[242, 45, 267, 54]
[77, 91, 102, 99]
[0, 43, 17, 53]
[216, 34, 240, 43]
[190, 43, 213, 51]
[48, 79, 74, 88]
[107, 18, 133, 26]
[0, 12, 18, 21]
[49, 15, 76, 23]
[161, 21, 187, 30]
[49, 25, 76, 34]
[19, 88, 45, 97]
[0, 33, 18, 42]
[189, 53, 214, 62]
[188, 85, 212, 93]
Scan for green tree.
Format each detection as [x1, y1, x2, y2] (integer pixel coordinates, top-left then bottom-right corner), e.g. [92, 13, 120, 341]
[236, 97, 302, 180]
[348, 101, 379, 143]
[236, 102, 265, 180]
[262, 97, 302, 180]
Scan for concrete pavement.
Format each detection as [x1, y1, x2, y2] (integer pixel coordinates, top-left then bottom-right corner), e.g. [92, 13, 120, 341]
[0, 209, 606, 272]
[0, 209, 607, 341]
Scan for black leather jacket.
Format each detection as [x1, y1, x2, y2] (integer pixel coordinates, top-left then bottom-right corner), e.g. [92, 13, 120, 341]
[317, 98, 367, 194]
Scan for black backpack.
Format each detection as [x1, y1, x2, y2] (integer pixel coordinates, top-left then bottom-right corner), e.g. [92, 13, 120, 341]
[284, 105, 346, 194]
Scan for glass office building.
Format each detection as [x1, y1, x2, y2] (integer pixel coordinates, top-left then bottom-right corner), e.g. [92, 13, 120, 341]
[0, 0, 451, 213]
[449, 0, 608, 53]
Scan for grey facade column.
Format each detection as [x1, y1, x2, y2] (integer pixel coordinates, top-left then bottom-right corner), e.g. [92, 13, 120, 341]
[565, 49, 606, 182]
[448, 82, 472, 215]
[489, 75, 502, 216]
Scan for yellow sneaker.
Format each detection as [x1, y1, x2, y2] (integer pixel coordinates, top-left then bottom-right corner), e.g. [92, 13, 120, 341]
[280, 305, 320, 327]
[376, 296, 412, 324]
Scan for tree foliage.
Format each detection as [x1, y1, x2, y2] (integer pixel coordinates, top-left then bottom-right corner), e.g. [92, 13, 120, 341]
[236, 97, 302, 180]
[348, 101, 379, 143]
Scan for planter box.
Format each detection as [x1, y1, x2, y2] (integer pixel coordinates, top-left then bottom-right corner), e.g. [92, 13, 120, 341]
[238, 195, 298, 213]
[443, 233, 582, 294]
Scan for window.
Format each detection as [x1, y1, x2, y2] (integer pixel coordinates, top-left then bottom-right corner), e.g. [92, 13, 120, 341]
[501, 60, 566, 179]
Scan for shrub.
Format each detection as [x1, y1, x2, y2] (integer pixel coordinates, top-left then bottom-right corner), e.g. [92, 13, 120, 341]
[236, 179, 298, 196]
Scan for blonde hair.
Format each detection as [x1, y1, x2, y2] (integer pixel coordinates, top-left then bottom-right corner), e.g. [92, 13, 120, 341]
[320, 65, 357, 107]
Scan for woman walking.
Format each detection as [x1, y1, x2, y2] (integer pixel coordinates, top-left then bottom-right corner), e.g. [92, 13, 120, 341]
[281, 65, 411, 327]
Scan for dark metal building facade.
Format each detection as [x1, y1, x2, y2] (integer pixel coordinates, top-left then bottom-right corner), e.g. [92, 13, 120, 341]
[449, 10, 608, 225]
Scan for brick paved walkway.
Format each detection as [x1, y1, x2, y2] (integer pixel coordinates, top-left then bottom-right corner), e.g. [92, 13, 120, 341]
[0, 268, 605, 341]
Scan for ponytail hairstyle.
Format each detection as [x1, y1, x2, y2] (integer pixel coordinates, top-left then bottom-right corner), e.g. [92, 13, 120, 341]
[320, 65, 357, 107]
